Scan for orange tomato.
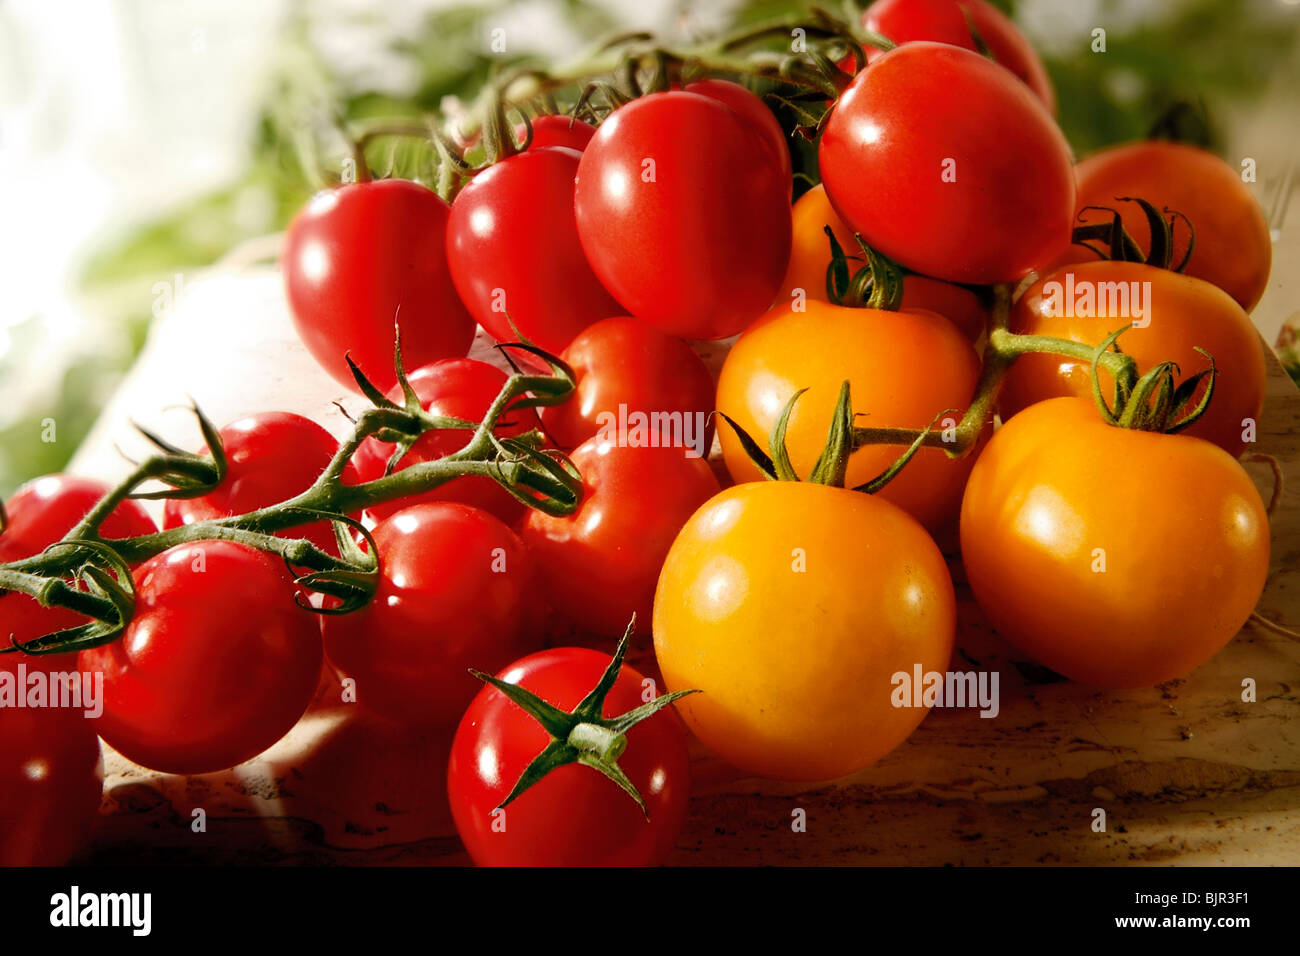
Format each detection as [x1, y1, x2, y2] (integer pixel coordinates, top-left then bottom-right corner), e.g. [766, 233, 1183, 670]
[781, 184, 987, 342]
[960, 397, 1269, 688]
[1000, 260, 1266, 457]
[1068, 141, 1272, 312]
[717, 300, 983, 534]
[654, 480, 955, 781]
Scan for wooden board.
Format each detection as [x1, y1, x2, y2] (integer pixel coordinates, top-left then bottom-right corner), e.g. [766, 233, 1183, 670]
[68, 265, 1300, 866]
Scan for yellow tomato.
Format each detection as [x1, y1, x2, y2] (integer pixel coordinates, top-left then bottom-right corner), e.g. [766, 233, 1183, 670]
[653, 481, 956, 781]
[717, 300, 983, 534]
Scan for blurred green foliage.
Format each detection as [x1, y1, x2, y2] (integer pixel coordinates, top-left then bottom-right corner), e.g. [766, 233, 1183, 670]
[7, 0, 1296, 492]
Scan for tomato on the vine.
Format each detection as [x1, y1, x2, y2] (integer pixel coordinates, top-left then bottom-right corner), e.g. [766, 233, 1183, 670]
[283, 179, 475, 393]
[781, 183, 988, 341]
[575, 91, 792, 340]
[960, 397, 1269, 688]
[448, 146, 622, 362]
[163, 412, 360, 554]
[0, 656, 103, 865]
[1000, 261, 1266, 457]
[820, 42, 1074, 285]
[861, 0, 1055, 111]
[79, 541, 322, 775]
[352, 358, 544, 525]
[448, 644, 690, 866]
[1068, 141, 1273, 312]
[717, 301, 982, 534]
[683, 79, 792, 195]
[539, 317, 716, 451]
[1, 475, 157, 672]
[322, 502, 544, 727]
[655, 480, 956, 781]
[520, 436, 720, 637]
[518, 115, 596, 151]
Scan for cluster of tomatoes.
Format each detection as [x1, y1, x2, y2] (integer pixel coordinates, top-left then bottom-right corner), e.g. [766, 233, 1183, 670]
[1, 0, 1279, 868]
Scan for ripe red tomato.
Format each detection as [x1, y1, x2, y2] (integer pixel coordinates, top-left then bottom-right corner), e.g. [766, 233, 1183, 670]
[1000, 261, 1266, 457]
[820, 42, 1074, 285]
[1068, 141, 1273, 312]
[521, 436, 720, 637]
[1, 475, 157, 672]
[780, 183, 988, 341]
[283, 179, 475, 393]
[684, 79, 792, 195]
[0, 656, 103, 865]
[539, 317, 716, 451]
[575, 91, 792, 340]
[79, 541, 322, 775]
[862, 0, 1056, 111]
[351, 358, 543, 525]
[448, 146, 622, 363]
[162, 412, 359, 554]
[322, 502, 543, 727]
[448, 646, 690, 866]
[518, 115, 596, 151]
[960, 397, 1269, 688]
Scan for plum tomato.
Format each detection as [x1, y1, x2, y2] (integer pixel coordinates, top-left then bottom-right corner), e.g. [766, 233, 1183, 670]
[820, 42, 1074, 285]
[283, 179, 475, 393]
[575, 91, 792, 340]
[683, 78, 792, 195]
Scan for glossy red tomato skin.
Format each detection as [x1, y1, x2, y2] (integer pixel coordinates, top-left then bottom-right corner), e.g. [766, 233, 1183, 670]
[283, 179, 475, 393]
[322, 502, 544, 728]
[518, 115, 596, 151]
[863, 0, 1056, 111]
[351, 358, 543, 526]
[575, 92, 792, 340]
[820, 43, 1074, 285]
[448, 647, 690, 866]
[448, 147, 622, 364]
[684, 79, 792, 196]
[540, 317, 716, 451]
[0, 657, 103, 866]
[162, 412, 359, 554]
[1, 475, 157, 673]
[79, 541, 322, 775]
[521, 437, 721, 638]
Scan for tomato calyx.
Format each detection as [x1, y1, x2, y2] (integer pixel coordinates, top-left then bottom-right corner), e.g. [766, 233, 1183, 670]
[469, 618, 696, 817]
[824, 228, 906, 310]
[719, 381, 949, 493]
[1071, 197, 1195, 273]
[1087, 327, 1219, 434]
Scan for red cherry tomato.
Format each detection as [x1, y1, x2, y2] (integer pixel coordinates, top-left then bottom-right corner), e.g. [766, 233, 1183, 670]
[820, 42, 1074, 285]
[862, 0, 1056, 111]
[575, 91, 792, 340]
[540, 317, 716, 452]
[351, 358, 543, 525]
[79, 541, 322, 775]
[283, 179, 475, 393]
[448, 146, 622, 364]
[517, 115, 596, 151]
[0, 656, 103, 865]
[520, 436, 720, 637]
[162, 412, 359, 554]
[684, 79, 792, 196]
[322, 502, 544, 727]
[1, 475, 157, 672]
[448, 646, 690, 866]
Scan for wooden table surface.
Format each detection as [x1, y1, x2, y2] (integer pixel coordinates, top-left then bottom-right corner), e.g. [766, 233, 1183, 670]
[71, 265, 1300, 866]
